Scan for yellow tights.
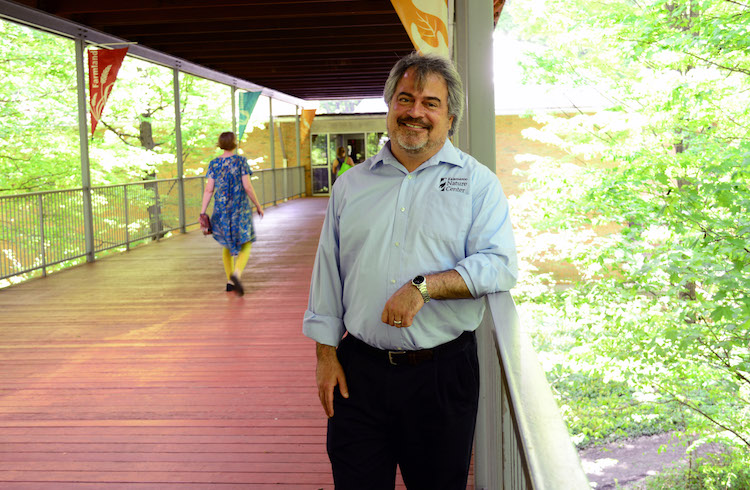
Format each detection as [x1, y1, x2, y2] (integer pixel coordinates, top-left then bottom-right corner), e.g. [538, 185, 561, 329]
[222, 242, 252, 281]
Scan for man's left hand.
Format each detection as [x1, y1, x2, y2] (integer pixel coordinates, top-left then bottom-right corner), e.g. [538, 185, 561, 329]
[381, 282, 424, 327]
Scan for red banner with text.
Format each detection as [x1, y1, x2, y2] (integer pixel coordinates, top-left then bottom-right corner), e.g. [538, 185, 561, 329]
[88, 48, 128, 135]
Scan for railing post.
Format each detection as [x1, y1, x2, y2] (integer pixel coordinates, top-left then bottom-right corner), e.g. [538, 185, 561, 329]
[74, 36, 95, 263]
[124, 185, 130, 250]
[257, 172, 266, 206]
[37, 194, 47, 277]
[173, 67, 186, 233]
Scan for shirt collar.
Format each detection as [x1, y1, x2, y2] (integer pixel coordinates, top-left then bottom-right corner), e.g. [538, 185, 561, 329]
[369, 139, 465, 172]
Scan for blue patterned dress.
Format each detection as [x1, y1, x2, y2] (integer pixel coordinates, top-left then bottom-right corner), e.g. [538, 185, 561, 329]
[206, 155, 256, 255]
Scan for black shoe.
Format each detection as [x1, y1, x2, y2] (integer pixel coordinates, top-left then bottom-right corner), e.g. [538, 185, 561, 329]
[226, 283, 235, 292]
[230, 274, 244, 296]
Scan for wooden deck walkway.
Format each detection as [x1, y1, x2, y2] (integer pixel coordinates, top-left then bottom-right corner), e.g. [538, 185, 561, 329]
[0, 197, 477, 489]
[0, 197, 338, 489]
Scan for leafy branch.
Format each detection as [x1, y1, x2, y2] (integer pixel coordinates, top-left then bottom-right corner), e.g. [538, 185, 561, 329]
[680, 50, 750, 77]
[0, 172, 72, 193]
[99, 119, 141, 148]
[722, 0, 750, 9]
[668, 389, 750, 450]
[696, 334, 750, 386]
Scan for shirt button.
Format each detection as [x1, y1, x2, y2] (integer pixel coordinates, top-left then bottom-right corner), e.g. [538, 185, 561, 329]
[395, 242, 400, 247]
[391, 279, 396, 284]
[400, 207, 405, 212]
[407, 175, 414, 180]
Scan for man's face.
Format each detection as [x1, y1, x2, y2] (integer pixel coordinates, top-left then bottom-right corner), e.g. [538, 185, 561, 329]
[386, 67, 454, 161]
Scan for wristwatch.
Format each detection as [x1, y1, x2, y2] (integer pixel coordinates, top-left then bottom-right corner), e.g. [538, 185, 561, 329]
[411, 275, 430, 303]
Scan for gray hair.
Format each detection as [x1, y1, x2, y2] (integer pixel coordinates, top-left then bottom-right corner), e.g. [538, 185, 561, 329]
[383, 52, 464, 137]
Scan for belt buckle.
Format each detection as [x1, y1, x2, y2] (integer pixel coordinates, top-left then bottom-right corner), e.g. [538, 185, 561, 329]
[388, 350, 406, 366]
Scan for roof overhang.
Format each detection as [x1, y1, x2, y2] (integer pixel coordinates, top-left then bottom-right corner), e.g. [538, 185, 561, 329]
[5, 0, 417, 101]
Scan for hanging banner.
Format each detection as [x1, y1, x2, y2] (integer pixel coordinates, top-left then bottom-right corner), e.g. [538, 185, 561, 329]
[300, 108, 317, 144]
[494, 0, 506, 26]
[390, 0, 449, 57]
[88, 47, 128, 135]
[238, 91, 262, 142]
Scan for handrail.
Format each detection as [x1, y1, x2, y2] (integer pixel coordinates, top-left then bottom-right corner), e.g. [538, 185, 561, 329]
[0, 167, 305, 284]
[474, 292, 590, 489]
[0, 171, 290, 200]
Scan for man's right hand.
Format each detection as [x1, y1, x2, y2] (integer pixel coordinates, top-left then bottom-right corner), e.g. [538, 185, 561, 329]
[316, 343, 349, 418]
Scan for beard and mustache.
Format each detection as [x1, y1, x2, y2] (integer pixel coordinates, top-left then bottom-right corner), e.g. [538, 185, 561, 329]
[392, 116, 436, 153]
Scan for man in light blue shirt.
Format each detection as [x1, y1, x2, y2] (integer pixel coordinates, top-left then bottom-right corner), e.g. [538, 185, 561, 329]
[303, 52, 518, 490]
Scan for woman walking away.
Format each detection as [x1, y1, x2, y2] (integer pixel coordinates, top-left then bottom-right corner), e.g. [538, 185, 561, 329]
[200, 131, 264, 296]
[332, 146, 354, 180]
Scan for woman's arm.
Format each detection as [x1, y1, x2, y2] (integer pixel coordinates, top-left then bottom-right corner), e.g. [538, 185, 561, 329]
[241, 174, 264, 218]
[200, 178, 215, 214]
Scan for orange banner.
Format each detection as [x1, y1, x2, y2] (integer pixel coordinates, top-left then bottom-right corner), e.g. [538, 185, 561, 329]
[88, 48, 128, 135]
[300, 108, 317, 144]
[390, 0, 449, 57]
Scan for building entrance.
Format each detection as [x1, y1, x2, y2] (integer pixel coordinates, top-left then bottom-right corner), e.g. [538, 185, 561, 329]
[310, 131, 387, 195]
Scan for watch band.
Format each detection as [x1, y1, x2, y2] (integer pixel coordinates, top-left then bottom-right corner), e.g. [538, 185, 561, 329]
[412, 275, 430, 303]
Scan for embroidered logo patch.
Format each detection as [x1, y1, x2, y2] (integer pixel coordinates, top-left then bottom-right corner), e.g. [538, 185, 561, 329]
[439, 177, 469, 194]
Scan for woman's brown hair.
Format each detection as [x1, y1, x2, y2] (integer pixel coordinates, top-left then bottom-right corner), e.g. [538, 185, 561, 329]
[218, 132, 237, 151]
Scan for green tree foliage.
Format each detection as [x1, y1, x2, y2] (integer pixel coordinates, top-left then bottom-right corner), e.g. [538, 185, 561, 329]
[0, 20, 80, 193]
[178, 73, 233, 173]
[317, 99, 362, 114]
[0, 19, 233, 195]
[505, 0, 750, 469]
[0, 19, 236, 287]
[88, 57, 178, 183]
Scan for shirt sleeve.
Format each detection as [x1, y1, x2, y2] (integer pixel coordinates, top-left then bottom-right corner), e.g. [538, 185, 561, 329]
[455, 167, 518, 297]
[302, 190, 346, 347]
[206, 159, 216, 180]
[240, 156, 252, 176]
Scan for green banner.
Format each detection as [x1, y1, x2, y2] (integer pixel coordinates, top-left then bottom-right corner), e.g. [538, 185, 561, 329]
[238, 91, 261, 142]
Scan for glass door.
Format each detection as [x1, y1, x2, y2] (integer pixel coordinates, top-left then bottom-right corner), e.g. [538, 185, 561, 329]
[310, 134, 331, 195]
[366, 131, 388, 160]
[311, 131, 389, 196]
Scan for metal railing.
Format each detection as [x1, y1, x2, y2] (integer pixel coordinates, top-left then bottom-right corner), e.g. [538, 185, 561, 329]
[474, 292, 590, 489]
[0, 167, 305, 283]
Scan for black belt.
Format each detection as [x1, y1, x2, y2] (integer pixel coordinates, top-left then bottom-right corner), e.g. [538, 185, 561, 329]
[344, 330, 475, 367]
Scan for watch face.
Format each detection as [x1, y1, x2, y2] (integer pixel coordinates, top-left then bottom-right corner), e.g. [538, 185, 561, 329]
[413, 275, 425, 285]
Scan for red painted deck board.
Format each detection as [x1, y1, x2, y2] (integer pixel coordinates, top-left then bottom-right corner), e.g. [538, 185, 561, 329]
[0, 197, 473, 489]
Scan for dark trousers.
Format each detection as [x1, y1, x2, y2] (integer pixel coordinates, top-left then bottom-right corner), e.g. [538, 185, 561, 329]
[327, 331, 480, 490]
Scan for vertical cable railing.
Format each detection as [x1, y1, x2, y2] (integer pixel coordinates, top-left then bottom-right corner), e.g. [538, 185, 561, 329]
[0, 190, 88, 280]
[0, 167, 305, 284]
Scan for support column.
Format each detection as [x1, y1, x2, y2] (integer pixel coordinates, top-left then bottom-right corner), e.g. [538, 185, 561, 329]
[295, 106, 302, 196]
[454, 0, 496, 172]
[173, 68, 186, 233]
[74, 37, 95, 262]
[454, 1, 499, 489]
[231, 86, 237, 138]
[269, 97, 276, 205]
[295, 106, 301, 167]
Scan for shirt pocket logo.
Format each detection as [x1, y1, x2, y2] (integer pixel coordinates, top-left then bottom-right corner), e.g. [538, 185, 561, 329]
[439, 177, 469, 194]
